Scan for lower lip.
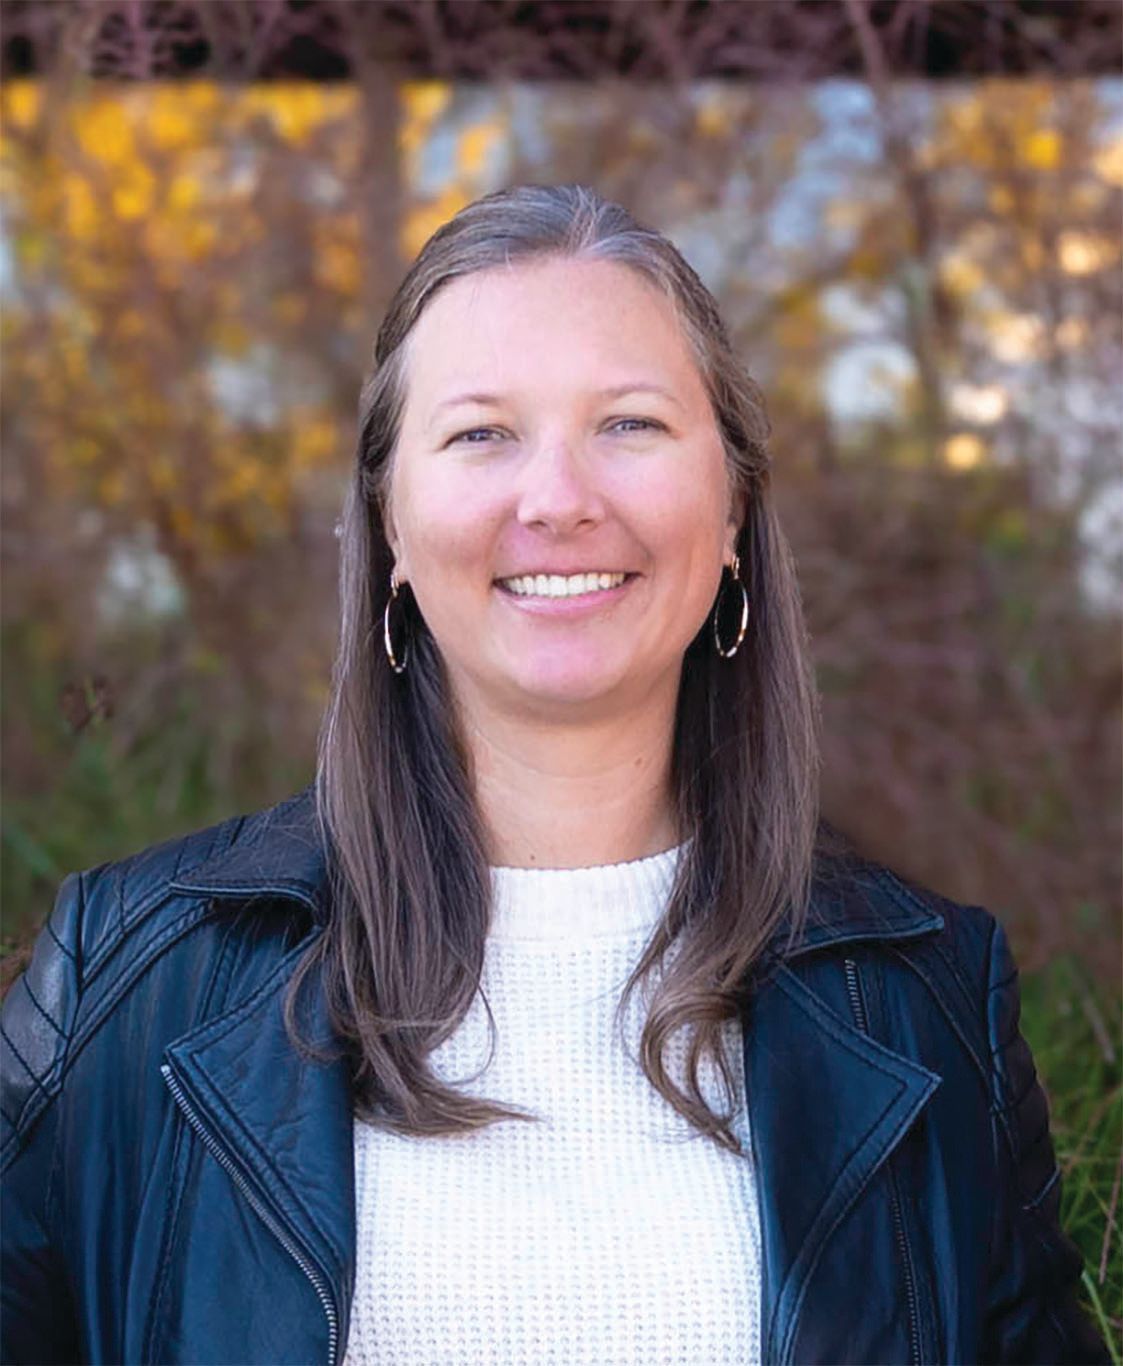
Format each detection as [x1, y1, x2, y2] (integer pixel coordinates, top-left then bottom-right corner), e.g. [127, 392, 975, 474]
[493, 575, 638, 616]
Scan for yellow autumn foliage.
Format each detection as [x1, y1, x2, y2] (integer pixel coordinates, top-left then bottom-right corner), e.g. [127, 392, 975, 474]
[166, 172, 202, 214]
[988, 185, 1015, 214]
[219, 457, 264, 502]
[62, 173, 100, 238]
[982, 309, 1045, 363]
[72, 436, 101, 467]
[1, 80, 42, 131]
[59, 338, 88, 386]
[242, 82, 353, 147]
[147, 453, 178, 496]
[1023, 129, 1061, 171]
[936, 81, 1063, 175]
[290, 412, 339, 470]
[402, 81, 452, 127]
[1, 70, 1116, 585]
[98, 468, 128, 506]
[1019, 237, 1045, 272]
[457, 120, 502, 178]
[1055, 317, 1089, 350]
[313, 213, 362, 296]
[319, 240, 360, 295]
[259, 481, 290, 516]
[113, 163, 157, 220]
[939, 252, 985, 298]
[401, 185, 471, 261]
[944, 433, 986, 470]
[169, 504, 195, 542]
[274, 293, 307, 326]
[146, 90, 200, 151]
[1058, 231, 1116, 275]
[399, 80, 453, 171]
[212, 316, 253, 356]
[180, 81, 224, 117]
[400, 81, 452, 157]
[75, 98, 136, 165]
[182, 218, 220, 262]
[694, 96, 730, 140]
[1092, 135, 1123, 187]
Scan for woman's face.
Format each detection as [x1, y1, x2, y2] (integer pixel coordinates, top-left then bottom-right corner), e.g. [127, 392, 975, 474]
[385, 256, 743, 720]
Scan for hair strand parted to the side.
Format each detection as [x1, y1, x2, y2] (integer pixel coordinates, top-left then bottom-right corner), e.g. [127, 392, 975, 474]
[283, 182, 831, 1155]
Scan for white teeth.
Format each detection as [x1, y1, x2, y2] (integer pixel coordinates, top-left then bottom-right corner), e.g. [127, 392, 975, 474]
[500, 572, 628, 598]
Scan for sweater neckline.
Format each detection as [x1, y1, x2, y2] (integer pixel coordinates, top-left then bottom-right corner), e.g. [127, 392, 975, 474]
[487, 841, 687, 944]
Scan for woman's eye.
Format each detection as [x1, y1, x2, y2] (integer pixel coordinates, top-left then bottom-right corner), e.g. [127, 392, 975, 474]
[449, 418, 663, 445]
[610, 417, 663, 434]
[450, 427, 504, 444]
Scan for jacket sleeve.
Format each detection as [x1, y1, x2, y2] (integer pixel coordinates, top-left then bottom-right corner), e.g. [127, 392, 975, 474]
[981, 913, 1112, 1365]
[1, 872, 86, 1365]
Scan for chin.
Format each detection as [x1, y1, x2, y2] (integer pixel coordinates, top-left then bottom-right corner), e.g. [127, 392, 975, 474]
[507, 662, 628, 709]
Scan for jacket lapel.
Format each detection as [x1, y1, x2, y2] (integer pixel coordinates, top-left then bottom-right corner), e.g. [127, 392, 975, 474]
[744, 960, 942, 1363]
[161, 938, 356, 1366]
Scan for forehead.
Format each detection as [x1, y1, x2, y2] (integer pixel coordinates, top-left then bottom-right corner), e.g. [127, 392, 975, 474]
[401, 257, 704, 402]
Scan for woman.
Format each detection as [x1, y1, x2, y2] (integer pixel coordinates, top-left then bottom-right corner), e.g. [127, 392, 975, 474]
[1, 184, 1109, 1365]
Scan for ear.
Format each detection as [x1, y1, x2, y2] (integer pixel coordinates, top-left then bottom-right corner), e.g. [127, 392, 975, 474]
[381, 495, 408, 582]
[724, 487, 747, 564]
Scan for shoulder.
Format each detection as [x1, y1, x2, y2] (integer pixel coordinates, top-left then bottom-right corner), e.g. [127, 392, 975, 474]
[872, 858, 1004, 985]
[1, 791, 314, 1169]
[871, 859, 1016, 1038]
[73, 807, 254, 970]
[807, 835, 1003, 980]
[800, 840, 1017, 1075]
[869, 862, 1047, 1153]
[12, 801, 254, 1000]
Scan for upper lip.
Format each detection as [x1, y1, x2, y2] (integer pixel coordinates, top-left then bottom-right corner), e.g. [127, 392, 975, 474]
[495, 568, 635, 579]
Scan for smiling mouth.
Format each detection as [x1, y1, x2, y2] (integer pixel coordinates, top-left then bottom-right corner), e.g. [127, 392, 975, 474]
[495, 572, 637, 599]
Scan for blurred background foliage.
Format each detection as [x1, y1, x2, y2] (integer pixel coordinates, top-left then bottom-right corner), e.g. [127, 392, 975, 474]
[0, 0, 1119, 1343]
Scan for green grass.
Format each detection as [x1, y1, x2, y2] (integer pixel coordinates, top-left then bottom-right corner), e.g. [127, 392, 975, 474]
[1021, 956, 1122, 1360]
[1, 700, 310, 956]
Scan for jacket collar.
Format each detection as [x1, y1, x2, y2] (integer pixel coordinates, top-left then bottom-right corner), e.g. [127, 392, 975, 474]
[169, 782, 944, 957]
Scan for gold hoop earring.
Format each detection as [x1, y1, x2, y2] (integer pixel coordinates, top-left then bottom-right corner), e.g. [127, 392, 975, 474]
[383, 570, 409, 674]
[713, 552, 748, 659]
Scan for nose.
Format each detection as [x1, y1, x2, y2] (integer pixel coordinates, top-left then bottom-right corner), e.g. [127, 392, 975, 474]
[515, 437, 605, 535]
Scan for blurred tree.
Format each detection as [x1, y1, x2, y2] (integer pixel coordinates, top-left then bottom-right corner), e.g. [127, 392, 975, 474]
[0, 0, 1119, 976]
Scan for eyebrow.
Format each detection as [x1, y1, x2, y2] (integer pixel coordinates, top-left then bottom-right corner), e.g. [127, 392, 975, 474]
[429, 382, 683, 425]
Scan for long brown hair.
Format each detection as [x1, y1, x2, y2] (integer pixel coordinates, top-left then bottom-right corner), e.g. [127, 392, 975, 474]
[284, 183, 825, 1156]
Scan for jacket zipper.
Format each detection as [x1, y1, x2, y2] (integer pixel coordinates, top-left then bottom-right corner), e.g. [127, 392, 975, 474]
[160, 1062, 340, 1366]
[842, 958, 922, 1366]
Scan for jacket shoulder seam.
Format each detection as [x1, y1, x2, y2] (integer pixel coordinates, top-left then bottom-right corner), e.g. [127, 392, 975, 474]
[83, 883, 189, 984]
[79, 814, 247, 981]
[68, 900, 221, 1075]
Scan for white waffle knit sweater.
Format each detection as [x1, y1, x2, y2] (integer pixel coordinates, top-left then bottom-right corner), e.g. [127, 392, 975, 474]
[342, 844, 763, 1365]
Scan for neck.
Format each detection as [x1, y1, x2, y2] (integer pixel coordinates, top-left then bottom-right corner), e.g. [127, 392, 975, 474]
[452, 678, 681, 870]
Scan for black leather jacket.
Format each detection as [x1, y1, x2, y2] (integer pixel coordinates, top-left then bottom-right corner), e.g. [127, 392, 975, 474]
[1, 786, 1110, 1364]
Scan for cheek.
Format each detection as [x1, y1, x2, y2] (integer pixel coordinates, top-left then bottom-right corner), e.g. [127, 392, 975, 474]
[398, 474, 502, 579]
[625, 463, 728, 569]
